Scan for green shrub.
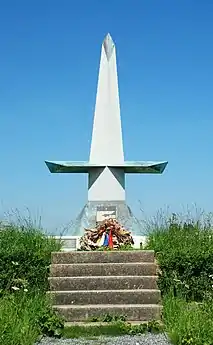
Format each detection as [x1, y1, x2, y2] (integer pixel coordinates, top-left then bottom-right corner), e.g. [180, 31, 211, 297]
[146, 214, 213, 301]
[35, 293, 65, 337]
[0, 223, 61, 293]
[0, 220, 64, 345]
[146, 212, 213, 344]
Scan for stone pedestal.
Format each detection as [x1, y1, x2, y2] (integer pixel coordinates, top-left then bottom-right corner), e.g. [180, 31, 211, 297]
[69, 201, 144, 236]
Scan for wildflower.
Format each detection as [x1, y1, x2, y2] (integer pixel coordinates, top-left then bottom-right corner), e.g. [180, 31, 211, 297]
[11, 261, 19, 266]
[11, 286, 20, 291]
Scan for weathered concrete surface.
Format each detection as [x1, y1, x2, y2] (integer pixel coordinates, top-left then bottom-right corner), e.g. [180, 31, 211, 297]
[50, 262, 157, 277]
[49, 275, 158, 291]
[51, 250, 155, 264]
[53, 304, 162, 322]
[48, 248, 161, 322]
[48, 289, 161, 305]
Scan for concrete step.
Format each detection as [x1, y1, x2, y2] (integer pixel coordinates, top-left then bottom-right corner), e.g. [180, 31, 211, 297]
[49, 276, 158, 291]
[51, 251, 155, 264]
[64, 321, 162, 327]
[50, 262, 157, 277]
[48, 289, 161, 305]
[53, 304, 162, 322]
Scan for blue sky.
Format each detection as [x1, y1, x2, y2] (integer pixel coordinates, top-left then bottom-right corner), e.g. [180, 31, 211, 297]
[0, 0, 213, 232]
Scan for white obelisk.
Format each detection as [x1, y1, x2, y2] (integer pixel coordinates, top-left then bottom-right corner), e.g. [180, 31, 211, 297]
[88, 34, 125, 202]
[45, 33, 168, 235]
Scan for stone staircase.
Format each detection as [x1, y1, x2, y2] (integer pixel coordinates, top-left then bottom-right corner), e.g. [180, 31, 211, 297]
[48, 250, 162, 322]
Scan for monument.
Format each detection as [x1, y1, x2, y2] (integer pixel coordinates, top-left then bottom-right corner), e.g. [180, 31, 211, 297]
[45, 34, 168, 236]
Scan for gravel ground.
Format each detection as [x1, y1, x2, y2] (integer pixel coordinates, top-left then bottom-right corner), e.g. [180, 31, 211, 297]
[36, 333, 172, 345]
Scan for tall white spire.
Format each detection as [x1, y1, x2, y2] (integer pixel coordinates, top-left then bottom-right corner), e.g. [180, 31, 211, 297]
[89, 33, 124, 165]
[45, 33, 168, 217]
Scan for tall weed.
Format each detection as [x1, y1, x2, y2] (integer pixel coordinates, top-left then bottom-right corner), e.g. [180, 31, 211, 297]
[0, 222, 61, 292]
[146, 213, 213, 301]
[0, 291, 64, 345]
[0, 219, 64, 345]
[163, 294, 213, 345]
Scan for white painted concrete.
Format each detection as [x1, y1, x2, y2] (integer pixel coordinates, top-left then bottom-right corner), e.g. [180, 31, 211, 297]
[51, 235, 148, 251]
[88, 34, 125, 202]
[88, 167, 125, 201]
[89, 34, 124, 166]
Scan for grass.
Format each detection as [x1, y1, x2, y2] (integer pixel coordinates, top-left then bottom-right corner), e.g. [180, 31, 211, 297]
[163, 294, 213, 345]
[0, 219, 64, 345]
[0, 293, 39, 345]
[0, 291, 63, 345]
[63, 320, 164, 339]
[146, 211, 213, 345]
[63, 322, 133, 338]
[0, 221, 61, 292]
